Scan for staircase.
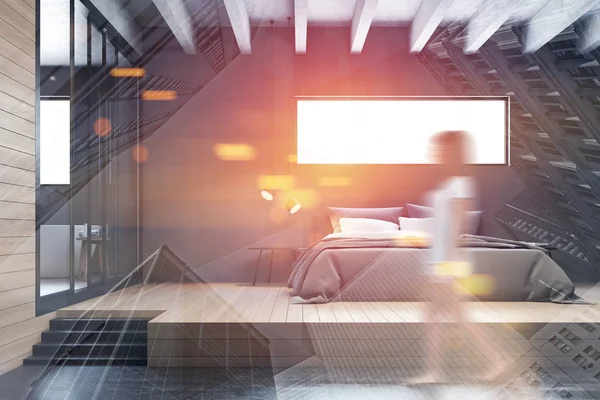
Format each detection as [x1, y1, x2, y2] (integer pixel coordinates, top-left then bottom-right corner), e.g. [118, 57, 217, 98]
[24, 318, 148, 366]
[496, 190, 600, 282]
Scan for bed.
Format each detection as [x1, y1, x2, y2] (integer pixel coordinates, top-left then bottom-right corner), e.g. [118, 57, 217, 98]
[287, 231, 576, 304]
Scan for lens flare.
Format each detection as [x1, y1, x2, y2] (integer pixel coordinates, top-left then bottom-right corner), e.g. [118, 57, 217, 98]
[214, 143, 257, 161]
[141, 90, 177, 101]
[110, 68, 146, 77]
[454, 274, 496, 296]
[257, 175, 296, 191]
[434, 261, 472, 277]
[288, 188, 319, 209]
[393, 235, 430, 247]
[132, 144, 149, 163]
[93, 117, 112, 137]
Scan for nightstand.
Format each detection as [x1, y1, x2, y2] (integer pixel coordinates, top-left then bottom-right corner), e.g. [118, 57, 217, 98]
[248, 247, 307, 285]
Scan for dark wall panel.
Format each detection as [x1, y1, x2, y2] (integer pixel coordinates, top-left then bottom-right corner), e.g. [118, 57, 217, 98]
[141, 27, 524, 282]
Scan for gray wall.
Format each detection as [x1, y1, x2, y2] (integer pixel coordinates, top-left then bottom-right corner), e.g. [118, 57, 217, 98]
[141, 27, 525, 282]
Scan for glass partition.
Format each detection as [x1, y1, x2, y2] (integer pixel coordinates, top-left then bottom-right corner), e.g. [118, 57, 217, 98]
[37, 0, 142, 313]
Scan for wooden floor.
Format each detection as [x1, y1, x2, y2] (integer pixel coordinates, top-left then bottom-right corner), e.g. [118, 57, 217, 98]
[58, 282, 600, 324]
[55, 282, 600, 369]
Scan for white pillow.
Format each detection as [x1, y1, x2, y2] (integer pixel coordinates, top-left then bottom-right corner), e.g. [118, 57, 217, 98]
[399, 217, 434, 234]
[339, 218, 399, 233]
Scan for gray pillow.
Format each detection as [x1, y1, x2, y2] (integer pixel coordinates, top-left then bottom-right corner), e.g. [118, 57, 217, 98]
[406, 203, 483, 235]
[327, 207, 404, 233]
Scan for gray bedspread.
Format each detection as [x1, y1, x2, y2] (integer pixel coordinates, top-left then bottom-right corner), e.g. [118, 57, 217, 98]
[288, 235, 575, 303]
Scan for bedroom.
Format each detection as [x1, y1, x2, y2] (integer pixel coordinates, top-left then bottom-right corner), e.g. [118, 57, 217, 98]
[2, 0, 600, 398]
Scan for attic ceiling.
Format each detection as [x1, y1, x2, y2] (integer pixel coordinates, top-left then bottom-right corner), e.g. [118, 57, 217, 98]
[216, 0, 559, 26]
[42, 0, 600, 61]
[210, 0, 600, 54]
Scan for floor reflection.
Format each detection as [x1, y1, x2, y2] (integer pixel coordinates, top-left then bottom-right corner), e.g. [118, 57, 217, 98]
[0, 364, 588, 400]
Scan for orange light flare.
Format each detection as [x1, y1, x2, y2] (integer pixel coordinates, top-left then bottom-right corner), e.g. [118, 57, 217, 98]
[287, 154, 297, 163]
[141, 90, 177, 101]
[434, 261, 473, 277]
[257, 175, 296, 191]
[454, 274, 496, 296]
[109, 68, 146, 78]
[288, 188, 319, 210]
[317, 176, 353, 187]
[93, 117, 112, 137]
[132, 144, 149, 163]
[213, 143, 257, 161]
[393, 234, 430, 248]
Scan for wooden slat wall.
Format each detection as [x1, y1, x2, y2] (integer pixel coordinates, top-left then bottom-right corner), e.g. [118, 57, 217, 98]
[0, 0, 52, 376]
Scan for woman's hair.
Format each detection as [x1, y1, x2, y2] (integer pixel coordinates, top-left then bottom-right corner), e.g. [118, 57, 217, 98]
[431, 130, 473, 166]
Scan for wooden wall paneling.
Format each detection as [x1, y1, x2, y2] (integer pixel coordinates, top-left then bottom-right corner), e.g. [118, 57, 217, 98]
[0, 91, 35, 122]
[0, 54, 34, 88]
[0, 270, 35, 292]
[0, 1, 34, 41]
[0, 286, 34, 310]
[0, 355, 28, 376]
[0, 74, 35, 105]
[0, 237, 35, 255]
[0, 301, 34, 329]
[0, 220, 35, 236]
[0, 0, 38, 376]
[0, 35, 34, 72]
[0, 128, 34, 155]
[0, 145, 35, 171]
[0, 110, 35, 139]
[0, 201, 35, 219]
[0, 16, 34, 55]
[0, 332, 43, 366]
[0, 182, 34, 203]
[0, 165, 35, 186]
[0, 312, 56, 349]
[0, 253, 35, 273]
[1, 0, 35, 26]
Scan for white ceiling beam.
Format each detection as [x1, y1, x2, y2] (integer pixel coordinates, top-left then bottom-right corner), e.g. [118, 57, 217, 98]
[152, 0, 196, 54]
[578, 11, 600, 53]
[465, 0, 515, 53]
[351, 0, 379, 54]
[295, 0, 308, 54]
[87, 0, 142, 57]
[223, 0, 252, 54]
[523, 0, 600, 53]
[410, 0, 455, 52]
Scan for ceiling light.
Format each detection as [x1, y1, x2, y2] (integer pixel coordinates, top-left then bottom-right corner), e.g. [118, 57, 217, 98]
[287, 198, 301, 214]
[261, 190, 274, 201]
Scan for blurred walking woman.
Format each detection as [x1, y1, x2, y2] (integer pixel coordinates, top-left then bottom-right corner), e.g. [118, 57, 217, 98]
[412, 131, 506, 384]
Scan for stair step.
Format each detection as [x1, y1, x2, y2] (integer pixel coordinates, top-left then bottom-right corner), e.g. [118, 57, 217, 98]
[32, 343, 147, 358]
[23, 356, 147, 366]
[49, 319, 148, 332]
[41, 331, 147, 344]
